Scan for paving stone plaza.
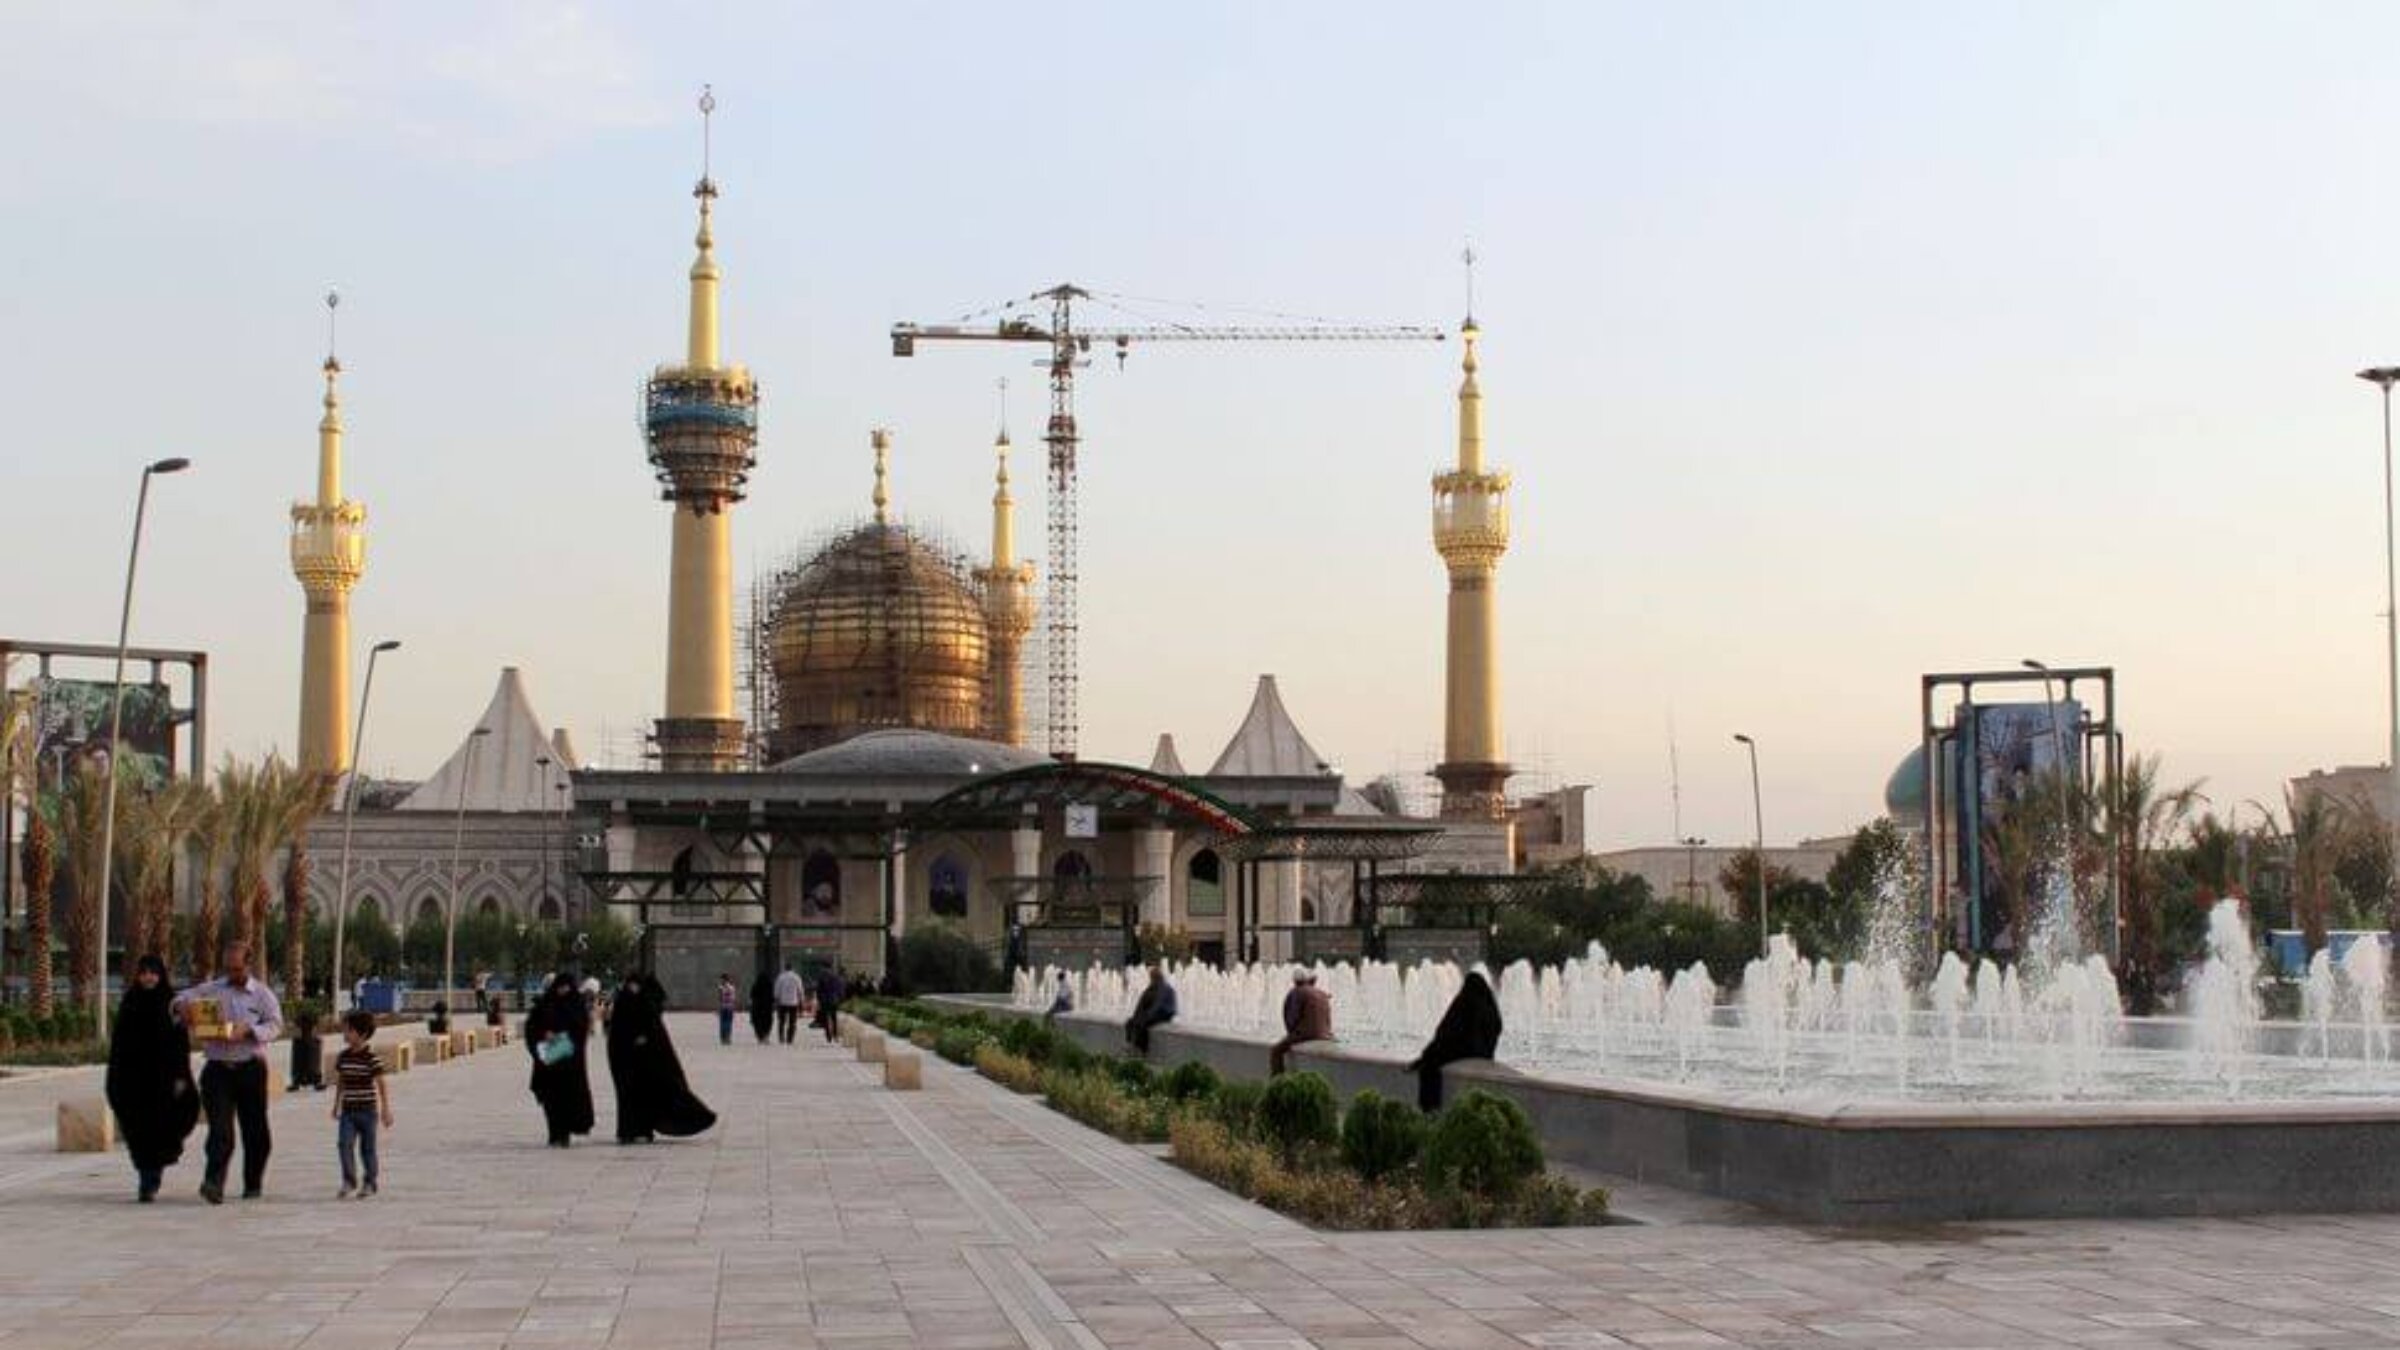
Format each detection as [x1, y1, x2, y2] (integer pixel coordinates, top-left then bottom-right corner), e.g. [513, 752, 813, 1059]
[0, 1016, 2396, 1348]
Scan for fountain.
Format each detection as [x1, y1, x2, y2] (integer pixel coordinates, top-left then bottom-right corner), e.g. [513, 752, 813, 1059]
[984, 900, 2400, 1220]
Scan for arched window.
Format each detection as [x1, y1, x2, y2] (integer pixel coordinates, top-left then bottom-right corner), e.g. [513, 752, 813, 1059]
[802, 851, 841, 918]
[477, 895, 502, 919]
[1186, 849, 1224, 919]
[1053, 850, 1092, 879]
[355, 896, 384, 926]
[537, 897, 562, 922]
[929, 854, 969, 919]
[415, 895, 442, 925]
[670, 844, 696, 897]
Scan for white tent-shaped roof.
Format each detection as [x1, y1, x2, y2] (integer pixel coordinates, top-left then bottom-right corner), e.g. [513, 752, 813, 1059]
[1149, 733, 1189, 777]
[395, 667, 575, 813]
[1207, 675, 1333, 778]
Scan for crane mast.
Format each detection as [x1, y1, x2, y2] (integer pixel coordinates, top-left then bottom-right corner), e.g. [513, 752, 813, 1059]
[892, 282, 1442, 759]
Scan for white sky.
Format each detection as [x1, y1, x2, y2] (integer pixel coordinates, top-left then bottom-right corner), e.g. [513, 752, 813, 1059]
[5, 2, 2398, 848]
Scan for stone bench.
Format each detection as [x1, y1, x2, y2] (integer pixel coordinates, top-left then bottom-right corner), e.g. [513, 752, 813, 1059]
[883, 1047, 922, 1090]
[855, 1029, 887, 1064]
[448, 1030, 476, 1058]
[56, 1099, 115, 1152]
[414, 1036, 451, 1066]
[837, 1016, 861, 1048]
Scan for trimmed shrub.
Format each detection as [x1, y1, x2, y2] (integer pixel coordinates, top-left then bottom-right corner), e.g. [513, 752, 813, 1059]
[998, 1017, 1056, 1061]
[1210, 1081, 1265, 1139]
[1421, 1090, 1544, 1199]
[1339, 1089, 1427, 1181]
[1109, 1057, 1157, 1096]
[1256, 1072, 1338, 1161]
[933, 1025, 991, 1065]
[1160, 1060, 1222, 1103]
[1047, 1037, 1094, 1074]
[1044, 1069, 1170, 1142]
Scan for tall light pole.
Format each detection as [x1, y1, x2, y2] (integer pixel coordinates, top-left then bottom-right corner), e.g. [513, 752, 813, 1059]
[2357, 368, 2400, 889]
[1678, 835, 1706, 908]
[94, 457, 190, 1038]
[443, 725, 492, 1007]
[1733, 734, 1765, 952]
[331, 638, 400, 1011]
[534, 754, 551, 923]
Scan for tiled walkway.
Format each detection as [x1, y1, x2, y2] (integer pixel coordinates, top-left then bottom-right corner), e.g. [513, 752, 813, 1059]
[4, 1016, 2400, 1348]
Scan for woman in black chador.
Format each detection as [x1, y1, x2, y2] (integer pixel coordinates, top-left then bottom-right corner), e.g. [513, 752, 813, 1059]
[747, 969, 775, 1045]
[606, 973, 718, 1143]
[1406, 970, 1503, 1112]
[524, 973, 596, 1147]
[106, 953, 199, 1201]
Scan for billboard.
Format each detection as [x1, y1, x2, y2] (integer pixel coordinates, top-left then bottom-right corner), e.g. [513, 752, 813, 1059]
[26, 677, 179, 792]
[1956, 698, 2083, 951]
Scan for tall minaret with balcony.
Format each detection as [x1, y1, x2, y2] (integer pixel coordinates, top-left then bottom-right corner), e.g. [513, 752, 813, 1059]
[977, 411, 1037, 746]
[646, 87, 759, 771]
[1430, 279, 1513, 820]
[290, 291, 367, 775]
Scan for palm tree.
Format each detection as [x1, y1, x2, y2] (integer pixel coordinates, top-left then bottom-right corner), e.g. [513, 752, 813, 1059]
[224, 757, 283, 956]
[55, 753, 132, 1010]
[2276, 785, 2348, 958]
[116, 777, 203, 975]
[0, 682, 52, 1015]
[2102, 754, 2203, 1014]
[190, 768, 240, 982]
[274, 768, 334, 1002]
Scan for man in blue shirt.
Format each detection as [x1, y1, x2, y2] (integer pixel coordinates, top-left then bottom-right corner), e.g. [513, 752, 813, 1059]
[172, 940, 284, 1203]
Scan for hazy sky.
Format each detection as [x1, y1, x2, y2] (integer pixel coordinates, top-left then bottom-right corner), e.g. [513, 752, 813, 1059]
[6, 3, 2399, 850]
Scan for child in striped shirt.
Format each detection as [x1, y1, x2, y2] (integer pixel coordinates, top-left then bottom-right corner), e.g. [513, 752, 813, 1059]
[331, 1011, 393, 1198]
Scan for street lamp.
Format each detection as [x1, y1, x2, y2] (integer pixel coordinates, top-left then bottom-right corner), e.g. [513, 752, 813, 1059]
[444, 725, 492, 1010]
[331, 638, 400, 1011]
[94, 457, 190, 1039]
[1678, 835, 1706, 907]
[1733, 734, 1765, 953]
[2357, 367, 2400, 896]
[535, 755, 552, 921]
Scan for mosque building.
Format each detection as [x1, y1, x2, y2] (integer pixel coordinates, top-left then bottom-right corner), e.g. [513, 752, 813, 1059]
[307, 97, 1530, 997]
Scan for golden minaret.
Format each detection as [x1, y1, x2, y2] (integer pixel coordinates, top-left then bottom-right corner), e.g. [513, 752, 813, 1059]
[290, 290, 367, 776]
[1430, 286, 1513, 819]
[645, 87, 758, 771]
[976, 414, 1037, 746]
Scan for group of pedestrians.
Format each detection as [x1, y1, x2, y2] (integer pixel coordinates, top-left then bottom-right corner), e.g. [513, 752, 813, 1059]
[106, 939, 394, 1204]
[719, 962, 847, 1047]
[522, 971, 718, 1147]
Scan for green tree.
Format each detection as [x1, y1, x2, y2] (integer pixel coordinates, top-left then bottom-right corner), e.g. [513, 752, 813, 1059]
[2102, 754, 2202, 1014]
[1717, 849, 1799, 939]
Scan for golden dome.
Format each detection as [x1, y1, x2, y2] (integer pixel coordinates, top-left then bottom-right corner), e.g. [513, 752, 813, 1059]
[764, 521, 991, 762]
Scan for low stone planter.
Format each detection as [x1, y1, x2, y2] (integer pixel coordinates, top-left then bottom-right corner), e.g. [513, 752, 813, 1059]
[884, 1048, 922, 1090]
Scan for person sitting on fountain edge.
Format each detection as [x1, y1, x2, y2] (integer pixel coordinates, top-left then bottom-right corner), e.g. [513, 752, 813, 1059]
[1270, 968, 1334, 1076]
[1125, 964, 1178, 1054]
[1407, 970, 1501, 1111]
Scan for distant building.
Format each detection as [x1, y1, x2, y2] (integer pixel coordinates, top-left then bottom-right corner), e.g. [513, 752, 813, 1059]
[2290, 765, 2396, 822]
[1510, 785, 1589, 870]
[1589, 839, 1848, 918]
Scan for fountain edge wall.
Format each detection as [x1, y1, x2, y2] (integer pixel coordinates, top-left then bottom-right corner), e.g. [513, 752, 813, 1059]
[925, 995, 2400, 1223]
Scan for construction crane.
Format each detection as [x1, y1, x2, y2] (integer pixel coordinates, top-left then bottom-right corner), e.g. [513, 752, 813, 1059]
[892, 282, 1445, 760]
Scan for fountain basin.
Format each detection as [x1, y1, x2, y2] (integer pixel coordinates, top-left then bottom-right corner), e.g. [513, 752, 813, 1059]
[936, 995, 2400, 1223]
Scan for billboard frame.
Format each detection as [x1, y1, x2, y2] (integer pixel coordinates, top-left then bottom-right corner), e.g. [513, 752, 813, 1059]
[1918, 666, 2121, 962]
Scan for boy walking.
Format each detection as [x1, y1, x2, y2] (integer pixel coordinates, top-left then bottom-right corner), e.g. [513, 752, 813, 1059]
[331, 1011, 393, 1199]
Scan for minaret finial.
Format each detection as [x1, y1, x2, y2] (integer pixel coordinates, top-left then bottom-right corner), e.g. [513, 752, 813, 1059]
[324, 288, 341, 373]
[871, 428, 892, 525]
[1461, 242, 1477, 330]
[684, 87, 721, 369]
[996, 377, 1011, 446]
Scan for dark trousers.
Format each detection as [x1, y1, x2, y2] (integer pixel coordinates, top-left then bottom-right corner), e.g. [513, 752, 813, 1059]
[199, 1059, 270, 1192]
[776, 1006, 799, 1043]
[821, 1006, 841, 1043]
[717, 1008, 735, 1044]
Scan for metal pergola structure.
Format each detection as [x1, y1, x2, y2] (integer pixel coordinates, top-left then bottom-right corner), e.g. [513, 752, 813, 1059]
[1919, 666, 2123, 960]
[1217, 818, 1442, 963]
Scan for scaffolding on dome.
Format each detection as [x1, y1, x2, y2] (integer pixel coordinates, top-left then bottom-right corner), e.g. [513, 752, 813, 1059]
[743, 516, 998, 765]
